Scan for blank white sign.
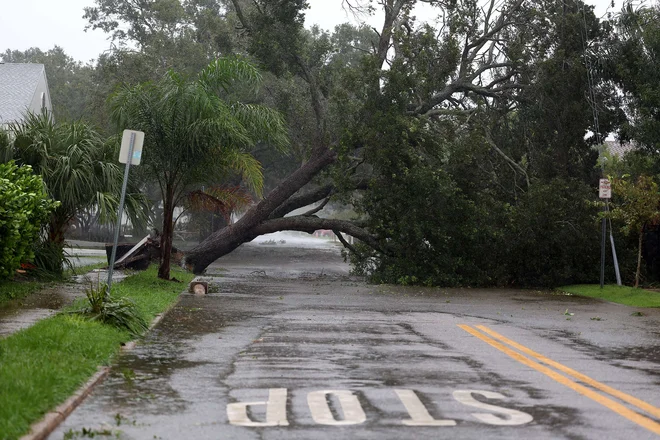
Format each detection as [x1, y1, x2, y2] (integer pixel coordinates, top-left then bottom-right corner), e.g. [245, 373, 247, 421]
[119, 130, 145, 165]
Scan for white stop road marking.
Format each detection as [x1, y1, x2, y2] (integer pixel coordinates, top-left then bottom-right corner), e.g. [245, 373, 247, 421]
[307, 390, 367, 425]
[227, 388, 533, 427]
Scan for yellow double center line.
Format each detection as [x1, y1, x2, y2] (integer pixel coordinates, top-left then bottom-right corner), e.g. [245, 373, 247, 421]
[458, 324, 660, 435]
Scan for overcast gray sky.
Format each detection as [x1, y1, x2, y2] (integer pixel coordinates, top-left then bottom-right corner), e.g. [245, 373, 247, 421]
[0, 0, 617, 63]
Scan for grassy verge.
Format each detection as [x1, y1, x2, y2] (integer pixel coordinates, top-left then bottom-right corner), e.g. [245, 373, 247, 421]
[0, 265, 194, 440]
[558, 284, 660, 308]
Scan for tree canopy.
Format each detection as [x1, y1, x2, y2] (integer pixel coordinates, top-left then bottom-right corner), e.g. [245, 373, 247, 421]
[4, 0, 660, 286]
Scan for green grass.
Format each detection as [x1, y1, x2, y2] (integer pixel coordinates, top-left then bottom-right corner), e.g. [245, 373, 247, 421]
[558, 284, 660, 308]
[111, 266, 193, 322]
[0, 265, 194, 440]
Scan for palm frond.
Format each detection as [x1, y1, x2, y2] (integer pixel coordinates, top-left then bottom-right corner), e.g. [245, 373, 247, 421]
[200, 56, 263, 94]
[223, 150, 264, 197]
[229, 102, 290, 153]
[3, 111, 150, 243]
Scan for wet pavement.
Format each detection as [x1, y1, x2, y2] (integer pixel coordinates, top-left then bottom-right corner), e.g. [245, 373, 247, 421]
[49, 233, 659, 439]
[0, 269, 126, 337]
[0, 243, 125, 338]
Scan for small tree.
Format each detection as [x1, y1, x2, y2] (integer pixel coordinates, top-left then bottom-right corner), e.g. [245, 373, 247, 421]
[1, 113, 149, 276]
[610, 175, 660, 287]
[109, 58, 288, 280]
[0, 161, 58, 279]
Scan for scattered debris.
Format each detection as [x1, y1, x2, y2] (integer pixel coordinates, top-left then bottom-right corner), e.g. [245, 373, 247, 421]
[106, 233, 180, 271]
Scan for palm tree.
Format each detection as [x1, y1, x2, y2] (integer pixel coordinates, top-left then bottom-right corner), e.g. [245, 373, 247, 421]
[1, 112, 149, 273]
[109, 57, 288, 279]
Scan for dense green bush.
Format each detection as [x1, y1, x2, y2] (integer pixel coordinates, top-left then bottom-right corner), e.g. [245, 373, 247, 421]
[346, 105, 605, 288]
[347, 109, 509, 287]
[506, 179, 601, 287]
[0, 161, 58, 279]
[352, 178, 603, 288]
[351, 165, 505, 287]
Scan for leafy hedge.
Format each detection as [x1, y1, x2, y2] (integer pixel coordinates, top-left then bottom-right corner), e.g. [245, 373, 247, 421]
[0, 161, 58, 279]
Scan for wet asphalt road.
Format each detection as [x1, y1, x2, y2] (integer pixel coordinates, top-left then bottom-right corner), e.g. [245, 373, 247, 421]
[50, 237, 660, 439]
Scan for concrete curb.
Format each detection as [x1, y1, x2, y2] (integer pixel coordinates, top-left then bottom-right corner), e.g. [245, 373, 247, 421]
[19, 367, 110, 440]
[19, 296, 182, 440]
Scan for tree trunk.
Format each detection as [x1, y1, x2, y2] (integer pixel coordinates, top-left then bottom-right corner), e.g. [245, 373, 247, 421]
[635, 228, 643, 288]
[48, 212, 74, 248]
[159, 186, 175, 280]
[185, 147, 337, 273]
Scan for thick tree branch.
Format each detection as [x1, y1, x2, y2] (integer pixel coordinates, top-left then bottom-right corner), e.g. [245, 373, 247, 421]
[469, 62, 515, 82]
[230, 0, 251, 31]
[302, 196, 331, 216]
[250, 216, 383, 253]
[377, 0, 407, 68]
[295, 55, 327, 139]
[269, 184, 335, 219]
[185, 146, 338, 273]
[243, 147, 337, 229]
[269, 175, 370, 220]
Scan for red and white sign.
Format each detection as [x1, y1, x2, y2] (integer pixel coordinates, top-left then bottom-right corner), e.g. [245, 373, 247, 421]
[599, 179, 611, 199]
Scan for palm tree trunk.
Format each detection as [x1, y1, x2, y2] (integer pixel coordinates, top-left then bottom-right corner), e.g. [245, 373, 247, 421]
[635, 228, 643, 288]
[158, 186, 175, 280]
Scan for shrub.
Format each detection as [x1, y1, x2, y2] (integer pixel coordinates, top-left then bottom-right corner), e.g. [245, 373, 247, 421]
[28, 238, 73, 280]
[71, 281, 149, 336]
[0, 161, 58, 280]
[506, 178, 601, 287]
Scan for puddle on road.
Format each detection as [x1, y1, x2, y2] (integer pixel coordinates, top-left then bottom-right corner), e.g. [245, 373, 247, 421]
[61, 297, 243, 420]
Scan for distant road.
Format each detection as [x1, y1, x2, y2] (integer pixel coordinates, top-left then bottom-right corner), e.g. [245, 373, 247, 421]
[64, 244, 107, 268]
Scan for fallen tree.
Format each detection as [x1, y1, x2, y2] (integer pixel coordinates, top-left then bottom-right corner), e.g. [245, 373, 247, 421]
[184, 0, 532, 274]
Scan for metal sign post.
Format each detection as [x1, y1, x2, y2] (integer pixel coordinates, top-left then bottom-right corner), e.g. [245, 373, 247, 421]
[599, 179, 611, 289]
[107, 130, 144, 295]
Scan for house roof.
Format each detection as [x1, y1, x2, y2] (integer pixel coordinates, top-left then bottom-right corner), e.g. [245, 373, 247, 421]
[0, 63, 47, 125]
